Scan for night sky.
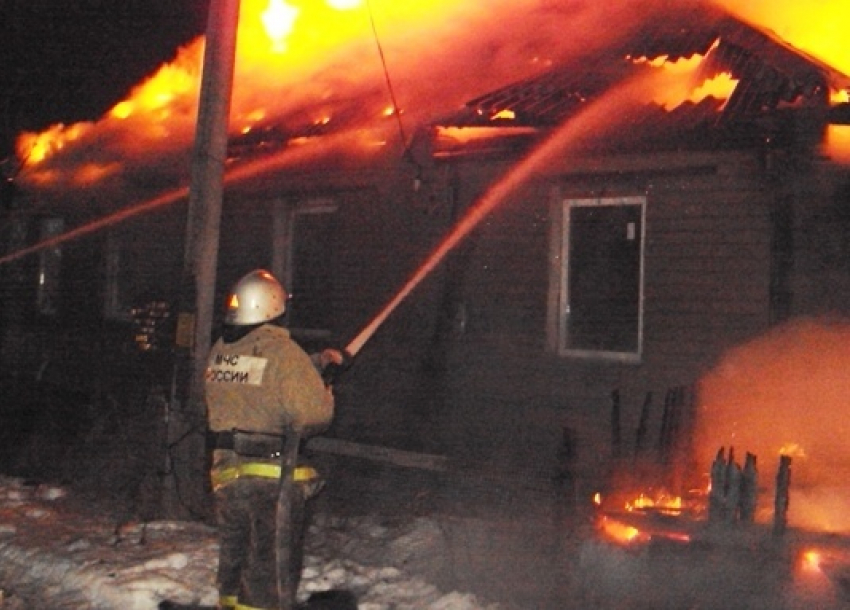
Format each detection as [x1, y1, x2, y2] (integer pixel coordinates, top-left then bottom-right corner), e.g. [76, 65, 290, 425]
[0, 0, 210, 157]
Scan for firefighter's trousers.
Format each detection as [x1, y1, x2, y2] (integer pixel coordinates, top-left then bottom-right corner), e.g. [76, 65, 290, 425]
[213, 461, 309, 610]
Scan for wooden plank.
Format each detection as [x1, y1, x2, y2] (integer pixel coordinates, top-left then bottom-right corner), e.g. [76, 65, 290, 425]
[306, 436, 450, 472]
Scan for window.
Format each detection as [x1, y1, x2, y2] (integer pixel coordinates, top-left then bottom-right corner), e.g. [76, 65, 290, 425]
[550, 195, 645, 362]
[275, 198, 338, 341]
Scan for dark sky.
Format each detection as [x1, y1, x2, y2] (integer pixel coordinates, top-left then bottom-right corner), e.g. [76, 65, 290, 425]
[0, 0, 209, 157]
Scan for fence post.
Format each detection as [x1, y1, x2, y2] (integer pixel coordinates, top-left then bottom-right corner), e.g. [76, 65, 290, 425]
[740, 452, 758, 523]
[773, 455, 792, 536]
[709, 447, 726, 522]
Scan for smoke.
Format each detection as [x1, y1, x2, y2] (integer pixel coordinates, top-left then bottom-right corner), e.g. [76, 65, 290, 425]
[694, 316, 850, 532]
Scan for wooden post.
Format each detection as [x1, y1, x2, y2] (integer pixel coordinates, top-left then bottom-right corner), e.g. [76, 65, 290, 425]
[739, 452, 758, 523]
[634, 391, 652, 460]
[708, 447, 726, 522]
[164, 0, 241, 519]
[276, 428, 302, 610]
[724, 451, 741, 523]
[774, 455, 792, 536]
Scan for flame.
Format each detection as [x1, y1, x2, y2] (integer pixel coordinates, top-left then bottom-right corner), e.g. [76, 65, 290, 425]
[625, 491, 683, 515]
[633, 51, 739, 111]
[261, 0, 299, 53]
[17, 0, 481, 183]
[689, 72, 737, 106]
[491, 109, 516, 121]
[327, 0, 363, 9]
[15, 1, 849, 191]
[711, 0, 850, 76]
[18, 122, 93, 165]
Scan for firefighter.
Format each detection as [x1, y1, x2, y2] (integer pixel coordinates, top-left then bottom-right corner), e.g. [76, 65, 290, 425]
[205, 269, 341, 610]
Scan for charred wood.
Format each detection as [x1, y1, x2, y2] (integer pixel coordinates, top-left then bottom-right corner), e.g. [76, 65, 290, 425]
[774, 454, 792, 536]
[740, 452, 758, 523]
[634, 391, 652, 460]
[709, 447, 727, 521]
[724, 454, 742, 523]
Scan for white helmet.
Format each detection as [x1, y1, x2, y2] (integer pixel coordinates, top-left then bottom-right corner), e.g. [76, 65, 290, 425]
[224, 269, 287, 326]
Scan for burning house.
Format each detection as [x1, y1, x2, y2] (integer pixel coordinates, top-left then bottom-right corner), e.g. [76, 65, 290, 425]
[2, 0, 850, 557]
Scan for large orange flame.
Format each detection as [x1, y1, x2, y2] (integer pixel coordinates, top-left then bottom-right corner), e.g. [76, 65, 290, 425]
[15, 0, 850, 189]
[15, 0, 496, 187]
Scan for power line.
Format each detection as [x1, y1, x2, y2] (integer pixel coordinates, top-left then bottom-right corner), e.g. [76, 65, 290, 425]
[365, 0, 408, 149]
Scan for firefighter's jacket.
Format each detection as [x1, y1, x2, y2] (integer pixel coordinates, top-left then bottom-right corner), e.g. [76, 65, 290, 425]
[205, 323, 333, 435]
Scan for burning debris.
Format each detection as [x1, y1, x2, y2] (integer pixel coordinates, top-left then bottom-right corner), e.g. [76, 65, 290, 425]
[585, 445, 850, 609]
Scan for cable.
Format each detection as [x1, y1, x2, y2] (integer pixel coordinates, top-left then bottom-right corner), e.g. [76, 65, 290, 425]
[365, 0, 408, 149]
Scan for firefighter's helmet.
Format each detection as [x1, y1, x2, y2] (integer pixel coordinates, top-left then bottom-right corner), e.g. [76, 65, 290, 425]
[224, 269, 287, 326]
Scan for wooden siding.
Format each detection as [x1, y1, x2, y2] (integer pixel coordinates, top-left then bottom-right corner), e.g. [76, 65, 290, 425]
[402, 149, 779, 486]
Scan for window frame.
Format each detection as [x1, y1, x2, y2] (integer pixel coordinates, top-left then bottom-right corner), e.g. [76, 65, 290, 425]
[274, 197, 338, 342]
[549, 194, 646, 363]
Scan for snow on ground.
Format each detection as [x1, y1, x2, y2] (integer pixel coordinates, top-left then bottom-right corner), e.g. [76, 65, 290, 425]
[4, 469, 850, 610]
[0, 475, 500, 609]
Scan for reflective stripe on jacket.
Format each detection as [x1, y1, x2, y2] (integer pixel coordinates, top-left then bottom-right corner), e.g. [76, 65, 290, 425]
[211, 462, 319, 492]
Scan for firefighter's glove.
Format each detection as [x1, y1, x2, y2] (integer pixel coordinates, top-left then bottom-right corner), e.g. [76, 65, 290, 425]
[318, 348, 345, 370]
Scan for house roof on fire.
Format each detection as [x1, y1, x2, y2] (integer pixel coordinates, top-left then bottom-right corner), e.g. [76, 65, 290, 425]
[428, 5, 850, 158]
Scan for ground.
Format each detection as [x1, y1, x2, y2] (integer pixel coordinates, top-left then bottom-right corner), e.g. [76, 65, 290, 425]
[3, 455, 850, 609]
[2, 379, 850, 609]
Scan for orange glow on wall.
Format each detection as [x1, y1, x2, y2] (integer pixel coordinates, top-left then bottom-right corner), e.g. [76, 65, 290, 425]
[825, 125, 850, 164]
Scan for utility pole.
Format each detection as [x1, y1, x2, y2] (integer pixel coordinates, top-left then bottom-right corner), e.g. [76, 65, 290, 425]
[163, 0, 241, 519]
